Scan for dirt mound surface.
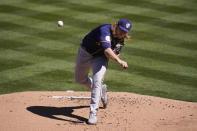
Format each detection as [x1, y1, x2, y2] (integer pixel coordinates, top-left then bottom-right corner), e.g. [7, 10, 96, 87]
[0, 91, 196, 131]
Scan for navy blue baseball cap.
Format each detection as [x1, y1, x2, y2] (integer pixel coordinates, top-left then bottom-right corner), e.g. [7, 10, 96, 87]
[118, 19, 132, 33]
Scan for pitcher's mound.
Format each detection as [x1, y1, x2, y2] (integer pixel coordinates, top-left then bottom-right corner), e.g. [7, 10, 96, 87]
[0, 91, 197, 131]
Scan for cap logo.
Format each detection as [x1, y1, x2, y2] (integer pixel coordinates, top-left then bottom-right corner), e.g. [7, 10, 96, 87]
[126, 23, 130, 29]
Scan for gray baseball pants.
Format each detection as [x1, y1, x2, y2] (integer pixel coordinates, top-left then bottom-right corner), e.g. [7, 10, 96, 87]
[75, 46, 108, 115]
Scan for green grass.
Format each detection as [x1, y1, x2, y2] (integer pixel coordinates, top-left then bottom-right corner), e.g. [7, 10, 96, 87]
[0, 0, 197, 102]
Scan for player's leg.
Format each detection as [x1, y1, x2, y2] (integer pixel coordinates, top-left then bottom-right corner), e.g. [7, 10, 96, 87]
[88, 56, 108, 124]
[101, 84, 107, 108]
[75, 46, 93, 90]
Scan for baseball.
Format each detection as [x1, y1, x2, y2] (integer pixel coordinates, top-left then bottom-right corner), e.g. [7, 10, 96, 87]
[57, 20, 63, 27]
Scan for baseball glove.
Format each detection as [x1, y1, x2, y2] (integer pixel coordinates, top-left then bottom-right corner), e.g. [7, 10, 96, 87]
[111, 38, 125, 55]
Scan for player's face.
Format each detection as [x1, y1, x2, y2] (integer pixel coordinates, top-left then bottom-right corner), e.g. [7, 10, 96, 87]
[116, 27, 127, 39]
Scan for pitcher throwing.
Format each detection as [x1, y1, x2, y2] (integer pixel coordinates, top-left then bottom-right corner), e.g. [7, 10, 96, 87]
[75, 19, 132, 124]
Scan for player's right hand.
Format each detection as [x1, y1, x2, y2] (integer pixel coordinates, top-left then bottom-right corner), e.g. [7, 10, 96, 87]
[119, 60, 128, 69]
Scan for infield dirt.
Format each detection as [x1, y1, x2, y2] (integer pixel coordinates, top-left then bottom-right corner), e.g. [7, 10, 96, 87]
[0, 91, 196, 131]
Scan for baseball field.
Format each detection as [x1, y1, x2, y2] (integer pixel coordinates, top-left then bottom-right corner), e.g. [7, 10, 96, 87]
[0, 0, 197, 130]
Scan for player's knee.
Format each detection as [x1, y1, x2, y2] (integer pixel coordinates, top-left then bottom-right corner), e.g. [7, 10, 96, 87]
[93, 79, 102, 88]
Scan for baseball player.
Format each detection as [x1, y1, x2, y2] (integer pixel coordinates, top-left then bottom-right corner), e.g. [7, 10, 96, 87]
[75, 19, 132, 124]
